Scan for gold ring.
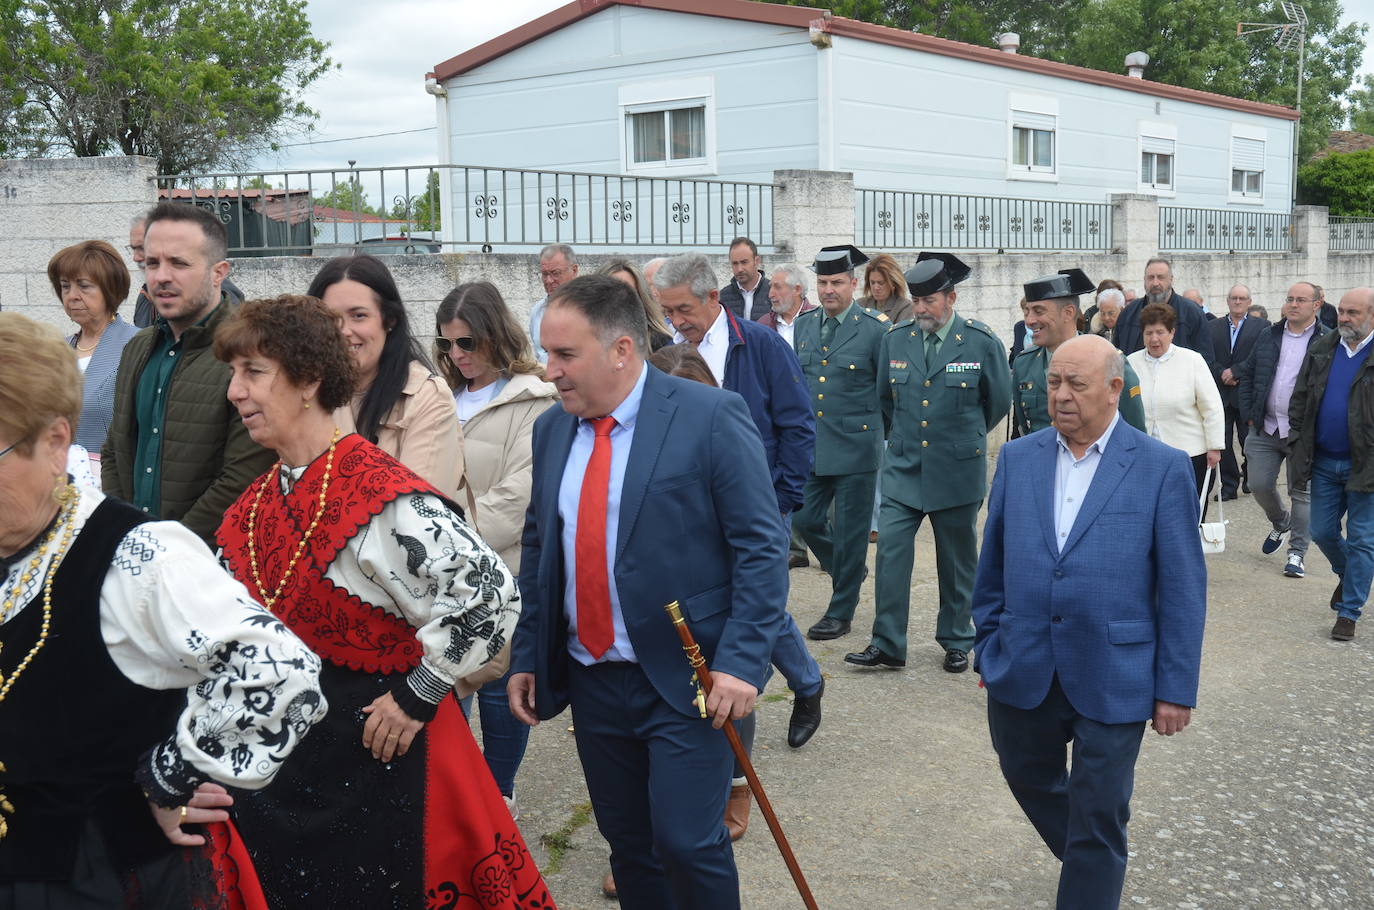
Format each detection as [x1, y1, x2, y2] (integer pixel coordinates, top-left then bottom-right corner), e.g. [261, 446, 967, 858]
[178, 805, 188, 823]
[387, 732, 400, 739]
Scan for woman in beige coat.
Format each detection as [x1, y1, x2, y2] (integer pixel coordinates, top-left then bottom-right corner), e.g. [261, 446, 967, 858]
[436, 280, 558, 817]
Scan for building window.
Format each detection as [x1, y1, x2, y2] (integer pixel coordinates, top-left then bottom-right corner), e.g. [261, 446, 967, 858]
[1011, 111, 1056, 173]
[1230, 134, 1265, 200]
[629, 106, 706, 165]
[1140, 136, 1175, 190]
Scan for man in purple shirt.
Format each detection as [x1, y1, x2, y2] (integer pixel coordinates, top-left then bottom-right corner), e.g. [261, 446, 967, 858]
[1236, 283, 1328, 578]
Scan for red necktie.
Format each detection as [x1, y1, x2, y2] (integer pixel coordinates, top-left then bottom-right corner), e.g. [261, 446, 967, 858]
[576, 416, 617, 659]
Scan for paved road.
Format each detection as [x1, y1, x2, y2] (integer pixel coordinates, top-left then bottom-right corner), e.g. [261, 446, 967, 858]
[497, 460, 1374, 909]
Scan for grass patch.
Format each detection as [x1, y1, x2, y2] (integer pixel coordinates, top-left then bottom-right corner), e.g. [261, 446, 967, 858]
[760, 693, 790, 703]
[540, 800, 593, 875]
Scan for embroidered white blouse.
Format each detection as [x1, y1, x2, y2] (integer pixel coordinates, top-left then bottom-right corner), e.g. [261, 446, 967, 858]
[0, 485, 327, 806]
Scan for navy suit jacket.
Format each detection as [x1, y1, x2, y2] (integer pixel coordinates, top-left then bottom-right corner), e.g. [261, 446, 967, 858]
[972, 421, 1207, 724]
[719, 308, 815, 514]
[1207, 314, 1264, 409]
[512, 364, 788, 721]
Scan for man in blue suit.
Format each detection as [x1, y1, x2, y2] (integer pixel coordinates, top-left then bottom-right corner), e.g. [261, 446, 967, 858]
[973, 334, 1207, 910]
[508, 275, 787, 910]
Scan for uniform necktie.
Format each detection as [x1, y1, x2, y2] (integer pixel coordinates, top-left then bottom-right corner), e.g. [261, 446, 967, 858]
[576, 416, 617, 659]
[925, 331, 941, 363]
[819, 316, 837, 346]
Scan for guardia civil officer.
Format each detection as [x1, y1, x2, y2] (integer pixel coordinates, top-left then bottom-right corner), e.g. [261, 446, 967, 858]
[793, 245, 890, 641]
[1013, 268, 1148, 436]
[848, 252, 1011, 672]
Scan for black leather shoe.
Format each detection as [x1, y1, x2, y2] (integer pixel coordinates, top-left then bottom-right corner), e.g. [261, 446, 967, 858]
[1221, 491, 1238, 501]
[807, 617, 851, 640]
[844, 644, 905, 668]
[787, 679, 823, 748]
[943, 649, 969, 673]
[788, 554, 810, 569]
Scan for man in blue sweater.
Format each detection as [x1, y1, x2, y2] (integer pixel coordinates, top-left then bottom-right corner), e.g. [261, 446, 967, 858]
[1288, 287, 1374, 641]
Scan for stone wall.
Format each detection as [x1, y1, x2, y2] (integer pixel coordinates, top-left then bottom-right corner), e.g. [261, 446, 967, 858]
[3, 157, 1370, 348]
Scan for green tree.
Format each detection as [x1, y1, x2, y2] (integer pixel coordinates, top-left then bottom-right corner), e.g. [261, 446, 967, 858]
[315, 177, 377, 216]
[1351, 73, 1374, 135]
[1297, 148, 1374, 214]
[0, 0, 334, 174]
[771, 1, 1368, 162]
[390, 170, 441, 232]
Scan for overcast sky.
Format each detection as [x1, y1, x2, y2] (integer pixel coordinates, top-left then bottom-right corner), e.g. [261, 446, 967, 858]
[247, 0, 1374, 176]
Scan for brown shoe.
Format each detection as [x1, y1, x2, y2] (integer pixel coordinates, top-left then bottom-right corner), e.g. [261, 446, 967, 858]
[724, 783, 751, 841]
[1332, 617, 1357, 641]
[601, 868, 617, 899]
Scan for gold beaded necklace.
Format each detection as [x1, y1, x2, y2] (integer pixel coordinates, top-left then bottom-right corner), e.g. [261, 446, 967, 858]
[247, 428, 340, 609]
[0, 486, 79, 704]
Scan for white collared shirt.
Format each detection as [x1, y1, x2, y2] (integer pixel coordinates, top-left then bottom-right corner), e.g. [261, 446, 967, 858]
[674, 305, 730, 386]
[773, 307, 803, 347]
[1053, 411, 1121, 552]
[1341, 329, 1374, 358]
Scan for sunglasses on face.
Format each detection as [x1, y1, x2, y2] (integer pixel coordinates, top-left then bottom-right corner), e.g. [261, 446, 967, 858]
[435, 336, 476, 354]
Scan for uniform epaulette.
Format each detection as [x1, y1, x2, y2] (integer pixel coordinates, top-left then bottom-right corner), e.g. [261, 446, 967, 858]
[888, 318, 914, 332]
[861, 307, 889, 323]
[962, 317, 997, 338]
[796, 307, 823, 321]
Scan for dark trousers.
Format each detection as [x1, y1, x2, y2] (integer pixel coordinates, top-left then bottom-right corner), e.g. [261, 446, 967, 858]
[1219, 402, 1249, 495]
[570, 661, 737, 910]
[987, 678, 1146, 910]
[872, 497, 980, 657]
[794, 470, 877, 622]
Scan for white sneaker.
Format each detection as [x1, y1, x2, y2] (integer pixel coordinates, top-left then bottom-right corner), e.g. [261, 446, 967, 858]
[503, 794, 519, 821]
[1283, 554, 1305, 578]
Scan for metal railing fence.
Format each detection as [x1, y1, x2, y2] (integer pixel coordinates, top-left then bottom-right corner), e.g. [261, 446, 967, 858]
[854, 189, 1111, 251]
[153, 164, 774, 255]
[1158, 206, 1292, 252]
[1328, 215, 1374, 252]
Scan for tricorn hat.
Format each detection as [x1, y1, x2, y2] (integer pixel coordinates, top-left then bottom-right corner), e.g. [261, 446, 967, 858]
[1022, 268, 1096, 302]
[905, 252, 971, 297]
[812, 245, 870, 275]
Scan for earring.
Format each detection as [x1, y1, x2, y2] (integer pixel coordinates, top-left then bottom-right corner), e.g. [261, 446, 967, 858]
[51, 475, 74, 506]
[303, 401, 311, 409]
[617, 362, 624, 369]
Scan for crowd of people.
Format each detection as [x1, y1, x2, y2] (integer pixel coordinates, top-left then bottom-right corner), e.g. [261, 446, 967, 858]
[3, 205, 1373, 910]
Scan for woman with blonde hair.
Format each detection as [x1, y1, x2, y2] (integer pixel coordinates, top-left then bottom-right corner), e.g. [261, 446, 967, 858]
[599, 257, 674, 351]
[859, 253, 911, 322]
[435, 281, 559, 817]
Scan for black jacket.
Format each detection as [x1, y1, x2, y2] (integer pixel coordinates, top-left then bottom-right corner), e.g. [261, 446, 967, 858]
[1207, 315, 1265, 409]
[720, 273, 771, 322]
[1234, 319, 1329, 429]
[1113, 292, 1215, 372]
[1288, 330, 1374, 492]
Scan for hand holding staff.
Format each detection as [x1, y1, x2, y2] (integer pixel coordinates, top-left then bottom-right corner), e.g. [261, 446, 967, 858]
[663, 601, 819, 910]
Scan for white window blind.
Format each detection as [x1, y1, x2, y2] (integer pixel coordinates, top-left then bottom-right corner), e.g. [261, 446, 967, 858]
[1141, 135, 1175, 156]
[1232, 137, 1265, 170]
[1013, 110, 1056, 131]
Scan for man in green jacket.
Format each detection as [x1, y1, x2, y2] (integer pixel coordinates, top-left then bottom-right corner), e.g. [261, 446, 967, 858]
[102, 202, 273, 544]
[1012, 269, 1147, 437]
[793, 245, 890, 641]
[848, 252, 1011, 673]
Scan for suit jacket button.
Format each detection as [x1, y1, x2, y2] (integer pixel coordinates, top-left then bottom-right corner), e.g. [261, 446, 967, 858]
[922, 399, 929, 406]
[960, 382, 968, 388]
[924, 380, 931, 387]
[862, 424, 868, 430]
[817, 394, 824, 400]
[819, 376, 826, 383]
[921, 420, 927, 427]
[817, 410, 824, 417]
[820, 360, 828, 366]
[921, 440, 929, 447]
[1052, 616, 1063, 623]
[849, 364, 855, 369]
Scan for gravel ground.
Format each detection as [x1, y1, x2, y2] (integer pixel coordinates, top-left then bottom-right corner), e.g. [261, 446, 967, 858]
[491, 447, 1374, 909]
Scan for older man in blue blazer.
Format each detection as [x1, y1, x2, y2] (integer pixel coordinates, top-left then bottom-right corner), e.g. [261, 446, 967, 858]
[973, 334, 1207, 910]
[509, 275, 787, 910]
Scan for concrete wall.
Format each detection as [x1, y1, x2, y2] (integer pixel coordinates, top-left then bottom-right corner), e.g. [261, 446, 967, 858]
[0, 157, 157, 327]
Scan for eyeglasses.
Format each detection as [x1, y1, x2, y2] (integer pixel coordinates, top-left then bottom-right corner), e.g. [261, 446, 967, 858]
[0, 440, 17, 461]
[435, 336, 476, 354]
[539, 268, 569, 281]
[1285, 297, 1313, 304]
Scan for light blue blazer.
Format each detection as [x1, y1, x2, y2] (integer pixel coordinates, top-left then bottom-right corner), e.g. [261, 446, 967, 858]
[972, 421, 1207, 724]
[73, 315, 139, 452]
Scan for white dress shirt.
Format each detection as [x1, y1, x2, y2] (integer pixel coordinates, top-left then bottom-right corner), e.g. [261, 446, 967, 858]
[674, 305, 730, 386]
[558, 364, 648, 665]
[774, 310, 802, 348]
[1054, 412, 1121, 552]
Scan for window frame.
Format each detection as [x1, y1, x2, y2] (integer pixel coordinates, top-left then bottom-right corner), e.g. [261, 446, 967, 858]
[618, 77, 716, 176]
[1007, 94, 1059, 184]
[1137, 121, 1177, 197]
[1228, 126, 1267, 205]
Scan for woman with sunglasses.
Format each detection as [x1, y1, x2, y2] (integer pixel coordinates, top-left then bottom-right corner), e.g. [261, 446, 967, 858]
[435, 282, 558, 818]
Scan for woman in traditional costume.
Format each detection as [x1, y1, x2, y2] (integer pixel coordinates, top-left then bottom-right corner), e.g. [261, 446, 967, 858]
[213, 296, 553, 909]
[0, 312, 326, 909]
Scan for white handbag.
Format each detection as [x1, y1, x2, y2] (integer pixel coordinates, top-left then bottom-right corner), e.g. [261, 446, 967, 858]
[1198, 465, 1227, 555]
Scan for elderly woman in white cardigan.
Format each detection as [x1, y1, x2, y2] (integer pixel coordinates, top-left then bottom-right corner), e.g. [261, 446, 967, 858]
[1127, 302, 1225, 497]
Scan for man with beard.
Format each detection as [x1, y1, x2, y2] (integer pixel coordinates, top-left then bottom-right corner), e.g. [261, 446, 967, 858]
[1287, 287, 1374, 641]
[719, 237, 770, 322]
[101, 203, 272, 544]
[849, 252, 1010, 673]
[1112, 258, 1215, 371]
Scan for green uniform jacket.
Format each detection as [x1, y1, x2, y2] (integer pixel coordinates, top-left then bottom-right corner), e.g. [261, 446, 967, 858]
[1012, 343, 1148, 436]
[793, 303, 889, 475]
[101, 298, 275, 543]
[879, 314, 1012, 512]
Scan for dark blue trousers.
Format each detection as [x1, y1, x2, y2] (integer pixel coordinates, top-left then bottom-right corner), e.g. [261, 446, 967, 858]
[570, 661, 737, 910]
[987, 677, 1146, 910]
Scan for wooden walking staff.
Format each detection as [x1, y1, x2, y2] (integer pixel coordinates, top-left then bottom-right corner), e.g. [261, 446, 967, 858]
[663, 600, 819, 910]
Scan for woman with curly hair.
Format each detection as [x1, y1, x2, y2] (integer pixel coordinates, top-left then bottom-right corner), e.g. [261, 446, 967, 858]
[858, 253, 911, 323]
[213, 295, 554, 909]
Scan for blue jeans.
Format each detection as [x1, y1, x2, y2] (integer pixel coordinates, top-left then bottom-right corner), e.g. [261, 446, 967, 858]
[458, 673, 531, 798]
[1308, 454, 1374, 621]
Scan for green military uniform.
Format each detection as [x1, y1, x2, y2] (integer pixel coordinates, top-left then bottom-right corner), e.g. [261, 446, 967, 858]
[870, 311, 1011, 661]
[793, 299, 890, 623]
[1012, 341, 1147, 436]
